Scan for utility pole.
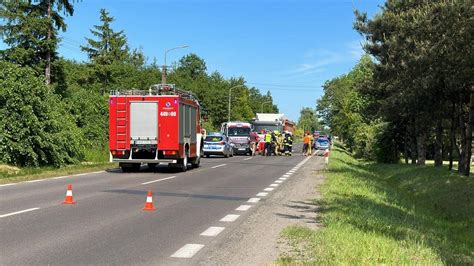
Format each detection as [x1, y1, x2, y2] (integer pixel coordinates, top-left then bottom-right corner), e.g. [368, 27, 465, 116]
[261, 101, 272, 113]
[162, 45, 189, 84]
[45, 0, 52, 85]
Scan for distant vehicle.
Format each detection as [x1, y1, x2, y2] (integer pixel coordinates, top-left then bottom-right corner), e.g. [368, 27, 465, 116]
[203, 133, 233, 158]
[220, 121, 252, 155]
[250, 113, 295, 151]
[315, 138, 330, 150]
[109, 84, 203, 172]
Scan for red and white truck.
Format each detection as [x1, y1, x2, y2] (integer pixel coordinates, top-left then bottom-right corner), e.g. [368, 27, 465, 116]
[109, 84, 203, 172]
[250, 113, 295, 138]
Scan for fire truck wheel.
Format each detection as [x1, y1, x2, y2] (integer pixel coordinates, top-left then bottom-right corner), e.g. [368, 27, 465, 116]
[132, 163, 141, 172]
[191, 156, 200, 168]
[147, 163, 157, 170]
[178, 150, 188, 172]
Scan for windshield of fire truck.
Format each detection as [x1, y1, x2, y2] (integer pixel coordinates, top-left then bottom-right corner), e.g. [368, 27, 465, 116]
[228, 127, 251, 136]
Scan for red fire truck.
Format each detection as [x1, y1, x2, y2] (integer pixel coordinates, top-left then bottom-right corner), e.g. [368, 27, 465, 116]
[109, 84, 203, 172]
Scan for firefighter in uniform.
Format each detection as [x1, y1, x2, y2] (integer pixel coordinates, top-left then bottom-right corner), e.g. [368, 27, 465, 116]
[275, 131, 284, 156]
[264, 130, 273, 156]
[284, 132, 293, 156]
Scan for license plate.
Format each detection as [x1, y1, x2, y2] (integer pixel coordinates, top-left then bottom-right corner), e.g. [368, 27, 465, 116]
[238, 148, 246, 151]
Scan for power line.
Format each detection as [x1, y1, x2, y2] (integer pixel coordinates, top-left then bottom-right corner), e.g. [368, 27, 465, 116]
[247, 82, 322, 88]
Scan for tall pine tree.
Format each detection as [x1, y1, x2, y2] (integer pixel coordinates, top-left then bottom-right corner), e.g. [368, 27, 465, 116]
[0, 0, 75, 85]
[81, 9, 129, 91]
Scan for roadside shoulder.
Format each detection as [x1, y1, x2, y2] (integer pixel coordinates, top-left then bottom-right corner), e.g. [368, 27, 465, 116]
[200, 155, 325, 265]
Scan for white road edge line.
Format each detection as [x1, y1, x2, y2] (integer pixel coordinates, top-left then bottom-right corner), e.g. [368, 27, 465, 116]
[0, 207, 40, 218]
[0, 183, 15, 187]
[25, 179, 45, 183]
[200, 226, 225, 237]
[141, 176, 176, 185]
[171, 244, 205, 258]
[243, 157, 253, 161]
[52, 176, 69, 180]
[211, 164, 227, 169]
[236, 205, 252, 211]
[91, 171, 105, 174]
[74, 173, 88, 176]
[220, 214, 240, 222]
[256, 192, 268, 197]
[247, 197, 260, 203]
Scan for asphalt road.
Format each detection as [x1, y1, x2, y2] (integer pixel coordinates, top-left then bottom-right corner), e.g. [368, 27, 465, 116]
[0, 146, 311, 265]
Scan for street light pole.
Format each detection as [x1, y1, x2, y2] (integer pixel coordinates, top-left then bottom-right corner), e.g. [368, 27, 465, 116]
[228, 84, 245, 122]
[261, 101, 272, 113]
[162, 45, 190, 84]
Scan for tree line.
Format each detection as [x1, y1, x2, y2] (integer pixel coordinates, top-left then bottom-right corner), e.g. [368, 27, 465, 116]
[0, 1, 278, 167]
[317, 0, 472, 176]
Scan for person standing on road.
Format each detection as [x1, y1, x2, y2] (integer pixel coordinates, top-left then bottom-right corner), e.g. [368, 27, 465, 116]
[284, 132, 293, 156]
[249, 131, 259, 156]
[303, 132, 311, 156]
[264, 130, 273, 156]
[308, 133, 314, 156]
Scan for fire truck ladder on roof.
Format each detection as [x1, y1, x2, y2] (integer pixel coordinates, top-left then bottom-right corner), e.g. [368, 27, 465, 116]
[150, 84, 197, 100]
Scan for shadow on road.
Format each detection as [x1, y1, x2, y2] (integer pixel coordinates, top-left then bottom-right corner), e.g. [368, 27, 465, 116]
[103, 189, 248, 202]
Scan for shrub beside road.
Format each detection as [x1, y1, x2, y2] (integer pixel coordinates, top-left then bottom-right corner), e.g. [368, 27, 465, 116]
[279, 146, 474, 265]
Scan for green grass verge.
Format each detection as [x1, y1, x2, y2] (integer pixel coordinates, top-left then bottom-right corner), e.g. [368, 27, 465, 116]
[278, 145, 474, 265]
[0, 162, 117, 184]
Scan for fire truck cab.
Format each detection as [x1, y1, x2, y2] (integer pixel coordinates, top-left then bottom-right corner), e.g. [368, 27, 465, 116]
[109, 84, 203, 172]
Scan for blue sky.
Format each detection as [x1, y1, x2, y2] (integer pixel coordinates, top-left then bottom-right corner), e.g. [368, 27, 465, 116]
[2, 0, 384, 121]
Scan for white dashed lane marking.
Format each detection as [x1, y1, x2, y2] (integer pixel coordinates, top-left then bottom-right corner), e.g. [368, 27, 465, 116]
[171, 244, 205, 258]
[211, 164, 227, 169]
[275, 180, 283, 183]
[0, 207, 40, 218]
[283, 174, 290, 178]
[236, 205, 252, 211]
[264, 187, 274, 192]
[248, 198, 260, 203]
[243, 157, 253, 161]
[279, 177, 287, 180]
[141, 176, 176, 185]
[256, 192, 268, 197]
[200, 226, 225, 237]
[270, 184, 279, 187]
[220, 214, 240, 222]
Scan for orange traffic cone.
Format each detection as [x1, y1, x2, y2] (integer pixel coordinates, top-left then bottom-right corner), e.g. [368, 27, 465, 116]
[63, 184, 75, 204]
[143, 191, 156, 211]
